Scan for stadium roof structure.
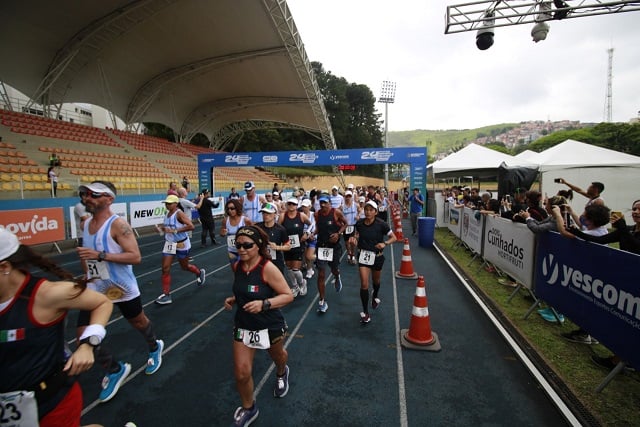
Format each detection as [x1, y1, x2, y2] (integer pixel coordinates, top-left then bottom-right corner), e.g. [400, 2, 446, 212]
[0, 0, 336, 152]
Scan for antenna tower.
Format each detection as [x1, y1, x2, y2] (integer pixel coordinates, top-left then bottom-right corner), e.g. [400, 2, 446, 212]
[604, 47, 614, 122]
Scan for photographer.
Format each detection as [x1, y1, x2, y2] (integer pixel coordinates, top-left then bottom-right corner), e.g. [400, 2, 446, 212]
[195, 189, 220, 247]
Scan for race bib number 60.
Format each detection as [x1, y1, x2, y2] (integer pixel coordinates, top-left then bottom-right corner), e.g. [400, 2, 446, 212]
[317, 247, 334, 261]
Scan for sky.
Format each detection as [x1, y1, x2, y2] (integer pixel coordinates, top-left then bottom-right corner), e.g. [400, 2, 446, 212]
[286, 0, 640, 131]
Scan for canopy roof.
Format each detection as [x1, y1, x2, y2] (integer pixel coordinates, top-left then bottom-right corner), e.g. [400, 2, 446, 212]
[535, 139, 640, 171]
[0, 0, 334, 150]
[430, 143, 537, 178]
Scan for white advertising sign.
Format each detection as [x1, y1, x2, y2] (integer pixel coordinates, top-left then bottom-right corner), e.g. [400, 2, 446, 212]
[460, 207, 484, 255]
[69, 203, 127, 239]
[447, 206, 462, 238]
[129, 201, 168, 228]
[483, 216, 536, 288]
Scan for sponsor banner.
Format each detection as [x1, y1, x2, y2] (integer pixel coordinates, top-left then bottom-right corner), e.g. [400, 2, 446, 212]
[536, 232, 640, 369]
[483, 216, 535, 288]
[129, 201, 168, 228]
[69, 203, 127, 239]
[447, 206, 462, 237]
[460, 207, 484, 255]
[0, 208, 65, 245]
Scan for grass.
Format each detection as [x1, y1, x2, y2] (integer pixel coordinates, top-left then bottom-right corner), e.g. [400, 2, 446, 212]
[434, 227, 640, 426]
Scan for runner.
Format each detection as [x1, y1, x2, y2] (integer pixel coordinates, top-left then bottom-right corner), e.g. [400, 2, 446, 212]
[279, 197, 312, 297]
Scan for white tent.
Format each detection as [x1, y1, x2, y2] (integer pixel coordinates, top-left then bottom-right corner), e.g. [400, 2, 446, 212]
[430, 143, 537, 178]
[536, 139, 640, 218]
[514, 150, 541, 162]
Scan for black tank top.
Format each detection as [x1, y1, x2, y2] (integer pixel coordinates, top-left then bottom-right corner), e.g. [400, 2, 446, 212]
[281, 212, 305, 238]
[315, 208, 341, 247]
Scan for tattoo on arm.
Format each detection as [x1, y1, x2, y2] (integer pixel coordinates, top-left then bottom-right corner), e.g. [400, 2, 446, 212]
[119, 222, 133, 236]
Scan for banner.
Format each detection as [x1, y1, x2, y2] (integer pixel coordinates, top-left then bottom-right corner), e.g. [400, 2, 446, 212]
[129, 201, 168, 228]
[483, 216, 536, 288]
[0, 208, 65, 245]
[447, 206, 462, 237]
[536, 232, 640, 370]
[460, 207, 484, 255]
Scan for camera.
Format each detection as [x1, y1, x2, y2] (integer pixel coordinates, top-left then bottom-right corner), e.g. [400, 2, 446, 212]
[476, 12, 495, 50]
[554, 178, 562, 183]
[531, 22, 549, 43]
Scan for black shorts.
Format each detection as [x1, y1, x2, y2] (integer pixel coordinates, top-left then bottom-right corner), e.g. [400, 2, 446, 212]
[77, 296, 143, 326]
[316, 244, 342, 269]
[357, 252, 385, 271]
[284, 247, 304, 262]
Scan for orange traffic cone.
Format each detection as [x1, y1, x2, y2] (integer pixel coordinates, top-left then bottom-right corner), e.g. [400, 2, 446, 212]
[395, 238, 418, 279]
[400, 276, 441, 351]
[394, 220, 404, 240]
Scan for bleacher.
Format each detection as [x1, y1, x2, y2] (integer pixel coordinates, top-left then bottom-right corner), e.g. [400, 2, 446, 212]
[0, 109, 286, 199]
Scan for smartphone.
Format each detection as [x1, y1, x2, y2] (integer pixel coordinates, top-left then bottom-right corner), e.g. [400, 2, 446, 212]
[611, 211, 623, 218]
[554, 178, 562, 183]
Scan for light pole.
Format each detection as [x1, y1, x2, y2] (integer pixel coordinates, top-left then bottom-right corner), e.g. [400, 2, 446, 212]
[379, 80, 396, 190]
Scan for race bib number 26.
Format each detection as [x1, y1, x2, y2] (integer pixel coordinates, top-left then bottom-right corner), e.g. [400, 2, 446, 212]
[237, 328, 270, 349]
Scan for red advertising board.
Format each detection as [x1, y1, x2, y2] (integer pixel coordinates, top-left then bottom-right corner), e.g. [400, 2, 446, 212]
[0, 208, 66, 245]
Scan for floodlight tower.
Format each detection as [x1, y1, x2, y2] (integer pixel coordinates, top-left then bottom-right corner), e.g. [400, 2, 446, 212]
[379, 80, 396, 190]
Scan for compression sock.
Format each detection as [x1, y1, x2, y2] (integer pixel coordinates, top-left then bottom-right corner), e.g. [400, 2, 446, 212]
[139, 321, 158, 351]
[162, 274, 171, 295]
[373, 283, 381, 300]
[360, 288, 369, 313]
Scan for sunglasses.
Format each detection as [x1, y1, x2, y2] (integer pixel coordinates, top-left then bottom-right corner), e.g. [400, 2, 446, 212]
[80, 191, 107, 199]
[226, 206, 236, 211]
[235, 241, 255, 250]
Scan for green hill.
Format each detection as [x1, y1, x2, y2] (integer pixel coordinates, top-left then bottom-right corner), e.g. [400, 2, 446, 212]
[387, 124, 518, 155]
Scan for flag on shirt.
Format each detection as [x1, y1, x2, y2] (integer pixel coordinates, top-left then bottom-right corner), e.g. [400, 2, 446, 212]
[0, 328, 26, 342]
[248, 285, 259, 293]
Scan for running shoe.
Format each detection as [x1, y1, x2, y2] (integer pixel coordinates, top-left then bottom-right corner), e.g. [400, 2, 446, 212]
[232, 403, 259, 427]
[305, 268, 315, 279]
[360, 312, 371, 324]
[561, 330, 598, 345]
[291, 286, 300, 298]
[497, 277, 517, 288]
[155, 293, 173, 305]
[99, 361, 131, 402]
[145, 339, 164, 375]
[372, 297, 381, 310]
[317, 300, 328, 313]
[273, 365, 290, 398]
[537, 308, 564, 323]
[197, 268, 206, 286]
[299, 279, 308, 296]
[334, 276, 343, 293]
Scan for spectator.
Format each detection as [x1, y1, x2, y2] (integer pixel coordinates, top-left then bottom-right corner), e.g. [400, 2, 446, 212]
[408, 188, 425, 236]
[181, 176, 190, 192]
[556, 178, 605, 225]
[329, 185, 344, 209]
[47, 166, 58, 197]
[502, 188, 528, 222]
[74, 200, 91, 246]
[178, 188, 197, 238]
[167, 182, 178, 196]
[49, 152, 61, 167]
[228, 187, 240, 201]
[272, 182, 280, 194]
[524, 191, 548, 221]
[195, 189, 219, 247]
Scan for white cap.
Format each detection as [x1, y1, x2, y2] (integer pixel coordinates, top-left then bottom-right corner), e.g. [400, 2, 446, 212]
[345, 190, 353, 196]
[331, 185, 339, 190]
[347, 183, 354, 189]
[358, 196, 366, 203]
[365, 200, 378, 210]
[287, 197, 299, 205]
[301, 199, 312, 207]
[0, 228, 21, 260]
[78, 182, 116, 198]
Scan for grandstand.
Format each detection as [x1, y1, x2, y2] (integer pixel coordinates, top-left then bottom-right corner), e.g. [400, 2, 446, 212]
[0, 109, 286, 199]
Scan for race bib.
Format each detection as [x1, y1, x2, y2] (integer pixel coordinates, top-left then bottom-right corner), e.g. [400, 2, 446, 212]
[345, 225, 354, 234]
[317, 247, 334, 261]
[237, 328, 270, 349]
[288, 234, 300, 248]
[268, 247, 277, 260]
[163, 241, 177, 254]
[358, 250, 376, 266]
[0, 390, 39, 427]
[86, 260, 110, 280]
[227, 235, 236, 249]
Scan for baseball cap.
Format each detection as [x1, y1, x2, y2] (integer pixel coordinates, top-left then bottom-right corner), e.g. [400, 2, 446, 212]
[260, 203, 277, 213]
[301, 199, 312, 207]
[78, 182, 116, 198]
[273, 191, 279, 196]
[0, 228, 20, 260]
[287, 197, 299, 205]
[365, 200, 378, 210]
[318, 195, 330, 203]
[358, 196, 366, 203]
[345, 190, 353, 196]
[244, 181, 255, 191]
[347, 183, 354, 189]
[331, 185, 339, 191]
[164, 195, 180, 204]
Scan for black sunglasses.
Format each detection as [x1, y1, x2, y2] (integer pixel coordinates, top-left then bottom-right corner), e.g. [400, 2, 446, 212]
[80, 191, 107, 199]
[226, 206, 236, 211]
[235, 241, 255, 250]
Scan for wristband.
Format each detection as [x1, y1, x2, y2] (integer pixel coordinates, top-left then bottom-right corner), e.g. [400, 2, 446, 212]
[79, 324, 107, 342]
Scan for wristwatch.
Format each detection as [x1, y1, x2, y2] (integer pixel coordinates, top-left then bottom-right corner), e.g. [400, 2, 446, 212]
[97, 251, 107, 262]
[262, 299, 271, 312]
[79, 335, 102, 347]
